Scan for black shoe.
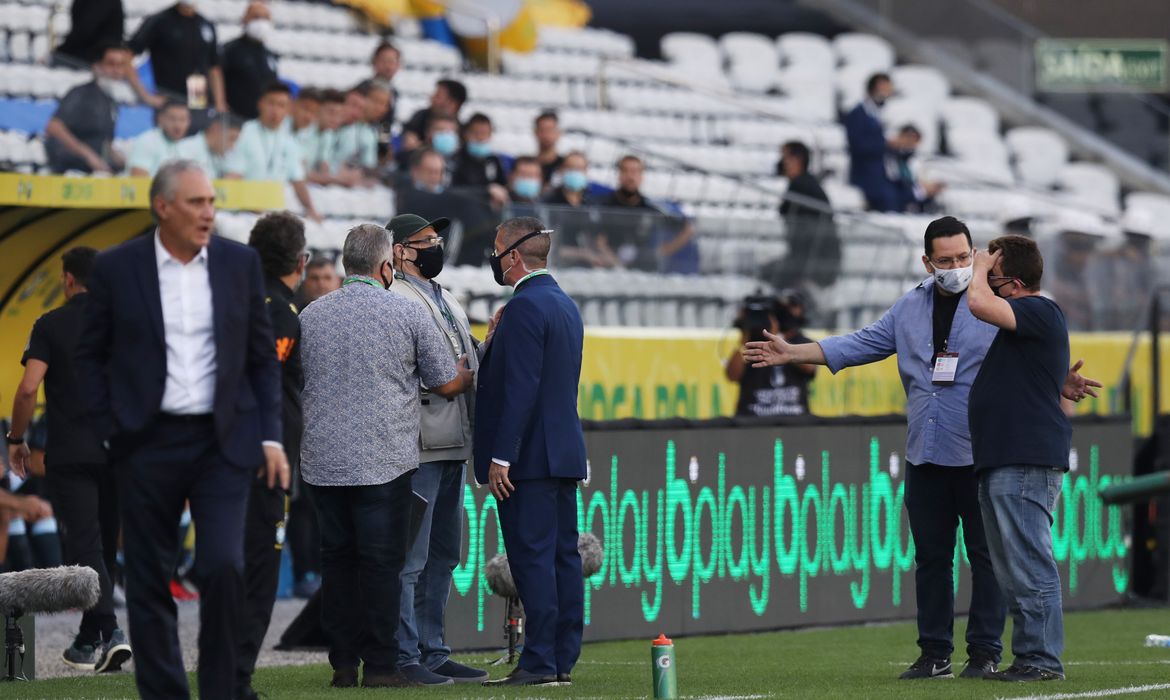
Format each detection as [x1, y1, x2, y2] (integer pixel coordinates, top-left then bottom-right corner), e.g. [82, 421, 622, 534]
[899, 655, 953, 679]
[94, 629, 132, 673]
[959, 654, 998, 679]
[482, 668, 560, 686]
[431, 659, 489, 683]
[62, 640, 98, 671]
[236, 687, 261, 700]
[400, 663, 454, 686]
[331, 667, 358, 688]
[985, 664, 1064, 682]
[362, 670, 421, 688]
[557, 672, 572, 686]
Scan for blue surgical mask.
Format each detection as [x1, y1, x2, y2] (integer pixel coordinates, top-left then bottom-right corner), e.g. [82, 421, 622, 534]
[513, 177, 540, 199]
[466, 140, 492, 159]
[414, 179, 444, 194]
[431, 131, 457, 156]
[562, 170, 588, 192]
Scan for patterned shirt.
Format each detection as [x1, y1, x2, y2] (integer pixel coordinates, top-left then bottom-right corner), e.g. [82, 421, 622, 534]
[299, 277, 456, 486]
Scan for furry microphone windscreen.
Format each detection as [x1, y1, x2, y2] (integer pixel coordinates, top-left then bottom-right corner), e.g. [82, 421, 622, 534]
[0, 565, 100, 614]
[485, 532, 606, 598]
[579, 532, 603, 579]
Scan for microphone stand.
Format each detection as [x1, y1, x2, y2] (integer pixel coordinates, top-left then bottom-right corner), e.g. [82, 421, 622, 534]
[489, 596, 523, 666]
[3, 606, 28, 682]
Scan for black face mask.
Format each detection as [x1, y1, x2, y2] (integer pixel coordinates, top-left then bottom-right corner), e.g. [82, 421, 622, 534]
[488, 229, 549, 287]
[410, 244, 445, 279]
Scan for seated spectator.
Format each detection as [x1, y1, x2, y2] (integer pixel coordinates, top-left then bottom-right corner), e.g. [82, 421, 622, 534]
[291, 87, 322, 162]
[398, 114, 460, 172]
[129, 1, 226, 126]
[600, 155, 698, 274]
[408, 148, 447, 194]
[884, 124, 943, 213]
[222, 1, 279, 121]
[359, 79, 395, 166]
[543, 151, 590, 206]
[543, 151, 617, 268]
[452, 113, 507, 189]
[54, 0, 123, 66]
[401, 78, 467, 153]
[227, 82, 321, 222]
[507, 156, 543, 204]
[177, 112, 243, 179]
[370, 41, 400, 127]
[763, 140, 841, 292]
[534, 111, 564, 185]
[338, 81, 388, 172]
[308, 89, 362, 187]
[45, 42, 130, 174]
[844, 72, 897, 211]
[127, 100, 191, 177]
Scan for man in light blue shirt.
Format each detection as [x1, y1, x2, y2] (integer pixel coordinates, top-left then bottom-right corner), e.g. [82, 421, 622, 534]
[744, 216, 1098, 681]
[177, 113, 242, 179]
[127, 100, 190, 177]
[226, 82, 321, 222]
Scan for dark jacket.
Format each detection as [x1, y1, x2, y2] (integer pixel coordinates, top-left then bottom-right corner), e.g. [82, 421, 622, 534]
[76, 234, 282, 468]
[844, 102, 898, 212]
[265, 276, 303, 471]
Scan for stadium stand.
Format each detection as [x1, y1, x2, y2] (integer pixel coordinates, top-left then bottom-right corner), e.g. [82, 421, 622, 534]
[2, 0, 1168, 332]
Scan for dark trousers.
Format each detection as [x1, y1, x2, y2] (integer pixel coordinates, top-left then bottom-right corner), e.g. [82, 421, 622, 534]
[497, 478, 584, 676]
[114, 416, 252, 700]
[235, 479, 285, 695]
[904, 462, 1006, 660]
[45, 461, 121, 644]
[311, 472, 413, 674]
[287, 477, 321, 581]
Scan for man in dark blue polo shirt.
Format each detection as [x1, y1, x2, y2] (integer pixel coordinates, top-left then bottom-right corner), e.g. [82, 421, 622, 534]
[968, 235, 1074, 683]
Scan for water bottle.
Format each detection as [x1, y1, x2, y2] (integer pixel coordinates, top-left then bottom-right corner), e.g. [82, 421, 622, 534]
[1145, 634, 1170, 647]
[651, 634, 677, 700]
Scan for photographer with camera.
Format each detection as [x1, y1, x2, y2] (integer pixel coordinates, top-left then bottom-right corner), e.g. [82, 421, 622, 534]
[725, 295, 816, 417]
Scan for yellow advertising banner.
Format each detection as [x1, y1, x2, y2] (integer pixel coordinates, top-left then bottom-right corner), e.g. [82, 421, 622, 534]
[0, 173, 285, 211]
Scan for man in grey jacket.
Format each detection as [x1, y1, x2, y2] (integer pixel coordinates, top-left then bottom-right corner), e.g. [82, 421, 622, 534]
[387, 213, 488, 684]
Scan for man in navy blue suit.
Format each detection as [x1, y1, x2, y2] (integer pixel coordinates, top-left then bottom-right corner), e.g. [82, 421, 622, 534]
[844, 72, 899, 212]
[476, 217, 587, 687]
[75, 159, 288, 700]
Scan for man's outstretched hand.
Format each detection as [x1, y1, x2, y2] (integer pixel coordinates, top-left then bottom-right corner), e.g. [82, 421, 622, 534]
[1063, 359, 1102, 403]
[743, 329, 794, 368]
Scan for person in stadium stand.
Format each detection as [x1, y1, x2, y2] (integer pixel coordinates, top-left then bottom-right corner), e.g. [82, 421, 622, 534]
[335, 84, 380, 174]
[129, 1, 226, 130]
[7, 247, 133, 674]
[291, 87, 322, 162]
[402, 79, 468, 152]
[298, 223, 471, 689]
[386, 214, 489, 685]
[226, 82, 322, 222]
[507, 156, 543, 205]
[744, 216, 1099, 681]
[236, 212, 308, 700]
[407, 148, 447, 195]
[478, 218, 586, 687]
[45, 42, 131, 174]
[724, 298, 817, 417]
[451, 113, 508, 189]
[308, 89, 362, 187]
[221, 1, 280, 121]
[399, 116, 460, 173]
[128, 100, 191, 177]
[54, 0, 123, 66]
[177, 112, 242, 179]
[543, 151, 614, 268]
[75, 160, 288, 700]
[358, 80, 395, 168]
[844, 72, 898, 212]
[967, 236, 1075, 682]
[600, 155, 698, 273]
[884, 124, 944, 213]
[765, 140, 841, 293]
[534, 111, 564, 185]
[370, 41, 401, 127]
[295, 257, 342, 311]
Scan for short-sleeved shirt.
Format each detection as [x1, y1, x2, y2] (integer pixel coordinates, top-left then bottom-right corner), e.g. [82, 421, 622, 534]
[295, 124, 319, 167]
[221, 36, 279, 120]
[21, 294, 106, 466]
[46, 81, 117, 172]
[968, 295, 1072, 472]
[127, 128, 185, 176]
[128, 6, 220, 100]
[298, 278, 457, 486]
[227, 120, 306, 182]
[336, 122, 378, 169]
[311, 128, 347, 174]
[176, 133, 229, 178]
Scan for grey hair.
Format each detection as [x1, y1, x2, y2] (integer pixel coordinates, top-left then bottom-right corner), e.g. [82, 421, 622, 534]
[341, 223, 393, 276]
[149, 159, 209, 221]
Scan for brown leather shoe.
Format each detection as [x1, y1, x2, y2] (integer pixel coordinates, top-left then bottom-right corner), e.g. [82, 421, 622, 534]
[331, 667, 358, 688]
[362, 670, 421, 688]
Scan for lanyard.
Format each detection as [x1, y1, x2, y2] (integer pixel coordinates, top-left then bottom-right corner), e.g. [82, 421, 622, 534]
[259, 127, 281, 176]
[343, 276, 381, 289]
[515, 269, 550, 287]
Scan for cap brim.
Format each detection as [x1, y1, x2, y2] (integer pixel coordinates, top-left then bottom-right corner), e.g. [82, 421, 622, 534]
[427, 217, 450, 234]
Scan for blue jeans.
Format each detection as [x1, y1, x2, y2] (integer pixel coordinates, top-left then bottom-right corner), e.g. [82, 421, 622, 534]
[311, 473, 413, 674]
[978, 465, 1065, 675]
[396, 460, 465, 669]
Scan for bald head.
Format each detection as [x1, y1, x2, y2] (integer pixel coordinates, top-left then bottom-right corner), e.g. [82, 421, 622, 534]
[243, 1, 270, 21]
[496, 216, 551, 268]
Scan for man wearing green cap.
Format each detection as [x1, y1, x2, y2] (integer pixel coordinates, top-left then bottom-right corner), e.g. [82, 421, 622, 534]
[386, 213, 488, 685]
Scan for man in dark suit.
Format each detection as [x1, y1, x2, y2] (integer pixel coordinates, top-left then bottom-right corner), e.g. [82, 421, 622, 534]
[844, 72, 898, 212]
[75, 159, 289, 700]
[476, 217, 587, 688]
[771, 140, 841, 291]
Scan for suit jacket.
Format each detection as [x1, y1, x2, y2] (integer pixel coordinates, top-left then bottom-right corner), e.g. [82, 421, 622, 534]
[75, 233, 282, 468]
[473, 274, 586, 484]
[844, 102, 898, 212]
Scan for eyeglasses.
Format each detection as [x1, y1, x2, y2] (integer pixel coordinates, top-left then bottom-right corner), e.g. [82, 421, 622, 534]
[405, 236, 444, 248]
[929, 251, 972, 269]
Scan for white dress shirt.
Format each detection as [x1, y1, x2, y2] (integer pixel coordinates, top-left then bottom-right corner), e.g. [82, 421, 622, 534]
[155, 231, 217, 415]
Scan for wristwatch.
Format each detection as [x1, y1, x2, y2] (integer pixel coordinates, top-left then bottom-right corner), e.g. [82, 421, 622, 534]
[5, 432, 24, 445]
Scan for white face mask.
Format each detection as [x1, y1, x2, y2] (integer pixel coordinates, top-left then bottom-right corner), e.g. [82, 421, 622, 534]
[96, 76, 123, 96]
[245, 19, 273, 44]
[933, 264, 974, 294]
